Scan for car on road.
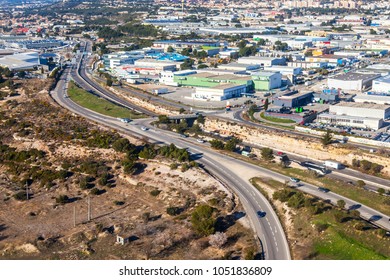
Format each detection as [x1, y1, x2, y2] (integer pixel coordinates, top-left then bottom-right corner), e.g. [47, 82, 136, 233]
[289, 177, 300, 183]
[120, 118, 131, 123]
[196, 138, 205, 143]
[141, 126, 148, 131]
[318, 187, 330, 193]
[179, 134, 188, 138]
[257, 211, 266, 218]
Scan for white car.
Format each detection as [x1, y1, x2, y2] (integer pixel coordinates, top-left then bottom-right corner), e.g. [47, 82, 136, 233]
[196, 139, 205, 143]
[141, 126, 148, 131]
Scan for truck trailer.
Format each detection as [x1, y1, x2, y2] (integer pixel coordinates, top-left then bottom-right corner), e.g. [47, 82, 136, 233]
[324, 160, 342, 170]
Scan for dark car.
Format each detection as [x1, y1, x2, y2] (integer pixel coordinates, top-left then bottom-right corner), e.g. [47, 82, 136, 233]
[257, 211, 266, 218]
[318, 187, 330, 193]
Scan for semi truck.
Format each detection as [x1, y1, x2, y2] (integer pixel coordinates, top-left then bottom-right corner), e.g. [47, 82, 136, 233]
[324, 160, 342, 170]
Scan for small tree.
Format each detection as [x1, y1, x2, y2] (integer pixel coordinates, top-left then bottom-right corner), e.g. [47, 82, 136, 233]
[141, 212, 150, 223]
[98, 173, 110, 186]
[56, 195, 69, 204]
[210, 139, 225, 150]
[378, 188, 385, 195]
[106, 77, 113, 87]
[244, 247, 256, 260]
[264, 98, 269, 111]
[337, 199, 346, 209]
[224, 137, 240, 151]
[191, 204, 216, 236]
[196, 114, 205, 124]
[167, 46, 174, 52]
[356, 180, 365, 188]
[166, 206, 181, 216]
[321, 129, 333, 146]
[261, 148, 274, 160]
[157, 115, 170, 124]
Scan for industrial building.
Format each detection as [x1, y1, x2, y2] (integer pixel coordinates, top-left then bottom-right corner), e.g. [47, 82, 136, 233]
[102, 49, 164, 69]
[317, 113, 383, 130]
[273, 91, 314, 107]
[192, 83, 247, 101]
[159, 70, 196, 86]
[313, 89, 340, 102]
[305, 55, 344, 66]
[3, 39, 64, 49]
[237, 56, 286, 67]
[134, 59, 179, 72]
[329, 102, 390, 119]
[218, 63, 260, 72]
[251, 72, 282, 91]
[263, 66, 302, 76]
[372, 75, 390, 93]
[152, 40, 222, 52]
[102, 52, 144, 69]
[0, 52, 40, 70]
[219, 49, 239, 59]
[288, 61, 328, 69]
[327, 72, 381, 91]
[353, 94, 390, 105]
[173, 72, 254, 92]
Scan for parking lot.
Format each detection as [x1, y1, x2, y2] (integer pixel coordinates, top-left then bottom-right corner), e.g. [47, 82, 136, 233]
[307, 121, 390, 140]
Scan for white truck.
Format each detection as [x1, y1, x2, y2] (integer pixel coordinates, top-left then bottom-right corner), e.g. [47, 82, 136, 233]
[153, 88, 168, 95]
[324, 160, 342, 170]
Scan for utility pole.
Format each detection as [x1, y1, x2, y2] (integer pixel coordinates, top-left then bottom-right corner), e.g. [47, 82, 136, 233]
[87, 196, 91, 222]
[25, 180, 29, 200]
[73, 206, 76, 227]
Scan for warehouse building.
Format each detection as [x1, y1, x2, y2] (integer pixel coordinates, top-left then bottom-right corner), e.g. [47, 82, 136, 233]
[288, 61, 328, 69]
[273, 91, 314, 107]
[329, 102, 390, 119]
[192, 83, 247, 101]
[173, 72, 254, 92]
[152, 40, 222, 52]
[134, 59, 179, 72]
[327, 72, 381, 91]
[317, 113, 383, 130]
[218, 63, 260, 72]
[0, 52, 40, 70]
[263, 66, 302, 76]
[251, 71, 282, 91]
[305, 55, 344, 66]
[102, 52, 144, 69]
[4, 39, 64, 49]
[353, 94, 390, 105]
[313, 89, 340, 102]
[237, 56, 286, 67]
[371, 75, 390, 93]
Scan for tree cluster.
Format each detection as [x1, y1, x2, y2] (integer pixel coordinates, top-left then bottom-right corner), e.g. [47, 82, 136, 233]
[352, 159, 383, 175]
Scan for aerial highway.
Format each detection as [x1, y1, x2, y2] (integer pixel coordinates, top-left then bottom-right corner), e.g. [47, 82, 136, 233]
[60, 41, 390, 257]
[53, 61, 390, 264]
[75, 42, 390, 192]
[71, 42, 158, 117]
[56, 65, 291, 260]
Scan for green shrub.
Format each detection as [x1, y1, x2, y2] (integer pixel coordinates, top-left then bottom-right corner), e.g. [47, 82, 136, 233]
[150, 189, 161, 196]
[166, 206, 181, 216]
[13, 191, 27, 201]
[56, 195, 69, 204]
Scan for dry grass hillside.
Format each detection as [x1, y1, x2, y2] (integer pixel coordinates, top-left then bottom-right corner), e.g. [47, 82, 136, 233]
[0, 79, 257, 260]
